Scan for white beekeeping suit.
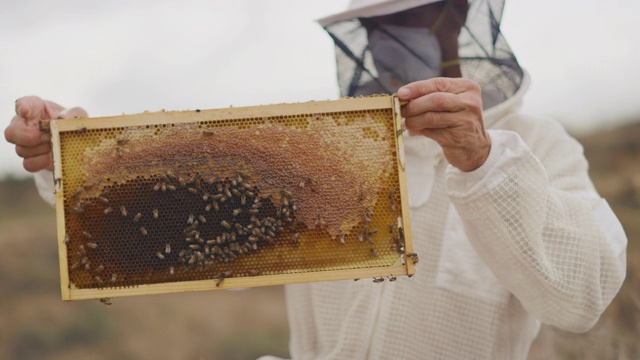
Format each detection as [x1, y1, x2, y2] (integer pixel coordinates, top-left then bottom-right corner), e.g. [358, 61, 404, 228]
[259, 0, 628, 359]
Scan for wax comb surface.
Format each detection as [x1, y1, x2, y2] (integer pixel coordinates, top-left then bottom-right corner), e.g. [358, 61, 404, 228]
[50, 96, 415, 301]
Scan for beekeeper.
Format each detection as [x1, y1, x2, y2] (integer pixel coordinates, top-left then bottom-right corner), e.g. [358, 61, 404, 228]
[274, 0, 627, 359]
[4, 0, 627, 359]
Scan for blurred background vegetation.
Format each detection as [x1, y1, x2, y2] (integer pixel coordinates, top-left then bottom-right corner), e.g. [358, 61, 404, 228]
[0, 122, 638, 359]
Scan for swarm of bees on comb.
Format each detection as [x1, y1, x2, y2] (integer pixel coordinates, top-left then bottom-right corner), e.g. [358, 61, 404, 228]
[52, 96, 417, 301]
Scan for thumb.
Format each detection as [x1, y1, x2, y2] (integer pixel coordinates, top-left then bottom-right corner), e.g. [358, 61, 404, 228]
[15, 96, 65, 123]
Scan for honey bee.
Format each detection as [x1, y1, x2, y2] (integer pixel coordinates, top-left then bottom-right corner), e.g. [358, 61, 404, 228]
[388, 223, 394, 234]
[153, 182, 161, 191]
[291, 233, 300, 243]
[120, 205, 127, 217]
[169, 267, 175, 276]
[111, 273, 117, 283]
[187, 214, 195, 224]
[315, 214, 326, 228]
[94, 264, 104, 274]
[366, 236, 374, 244]
[140, 227, 148, 236]
[203, 129, 215, 135]
[370, 248, 378, 257]
[205, 204, 212, 212]
[406, 252, 419, 264]
[70, 187, 83, 199]
[98, 196, 109, 204]
[87, 242, 98, 249]
[95, 276, 103, 284]
[133, 213, 142, 222]
[221, 220, 231, 229]
[299, 179, 305, 188]
[99, 297, 112, 305]
[64, 234, 70, 246]
[198, 215, 206, 223]
[70, 261, 80, 270]
[82, 231, 92, 239]
[165, 243, 171, 254]
[161, 182, 167, 192]
[388, 276, 397, 282]
[373, 277, 384, 283]
[116, 137, 130, 145]
[167, 185, 176, 191]
[188, 188, 198, 194]
[339, 234, 345, 245]
[75, 126, 87, 133]
[189, 244, 200, 250]
[359, 189, 365, 202]
[156, 252, 165, 259]
[153, 209, 159, 218]
[71, 206, 84, 215]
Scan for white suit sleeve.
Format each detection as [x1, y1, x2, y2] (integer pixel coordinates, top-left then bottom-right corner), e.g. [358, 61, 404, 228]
[445, 123, 627, 333]
[33, 169, 56, 207]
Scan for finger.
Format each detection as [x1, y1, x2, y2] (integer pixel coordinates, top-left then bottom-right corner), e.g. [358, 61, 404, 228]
[58, 106, 89, 119]
[397, 77, 479, 101]
[23, 153, 53, 173]
[15, 96, 65, 122]
[401, 92, 465, 118]
[4, 114, 51, 147]
[403, 110, 461, 132]
[16, 142, 51, 159]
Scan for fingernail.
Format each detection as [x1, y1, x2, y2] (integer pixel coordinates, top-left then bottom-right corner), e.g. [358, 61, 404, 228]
[401, 117, 406, 129]
[397, 87, 410, 98]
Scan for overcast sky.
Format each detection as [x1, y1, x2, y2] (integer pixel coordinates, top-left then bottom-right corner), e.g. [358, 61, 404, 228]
[1, 0, 639, 178]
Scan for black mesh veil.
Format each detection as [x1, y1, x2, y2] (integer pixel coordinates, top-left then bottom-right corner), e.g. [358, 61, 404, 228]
[321, 0, 523, 109]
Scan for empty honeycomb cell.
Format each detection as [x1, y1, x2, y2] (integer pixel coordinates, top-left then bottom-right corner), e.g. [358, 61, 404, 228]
[53, 96, 413, 300]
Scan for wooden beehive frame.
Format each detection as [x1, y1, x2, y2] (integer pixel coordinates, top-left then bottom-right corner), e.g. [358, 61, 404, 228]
[50, 95, 415, 301]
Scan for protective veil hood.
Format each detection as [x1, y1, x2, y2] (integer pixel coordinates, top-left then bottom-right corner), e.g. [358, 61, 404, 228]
[318, 0, 523, 110]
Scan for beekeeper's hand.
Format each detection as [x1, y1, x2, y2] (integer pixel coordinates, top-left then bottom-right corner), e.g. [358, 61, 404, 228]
[4, 96, 88, 172]
[398, 77, 490, 172]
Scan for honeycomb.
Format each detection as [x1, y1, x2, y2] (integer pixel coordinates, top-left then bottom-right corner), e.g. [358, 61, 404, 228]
[51, 96, 412, 299]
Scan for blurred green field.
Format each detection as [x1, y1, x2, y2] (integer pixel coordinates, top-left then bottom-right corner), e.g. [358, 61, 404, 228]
[0, 122, 638, 359]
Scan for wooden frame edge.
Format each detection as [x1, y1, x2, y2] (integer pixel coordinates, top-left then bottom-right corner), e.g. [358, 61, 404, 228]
[66, 264, 409, 301]
[51, 121, 72, 300]
[55, 96, 396, 132]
